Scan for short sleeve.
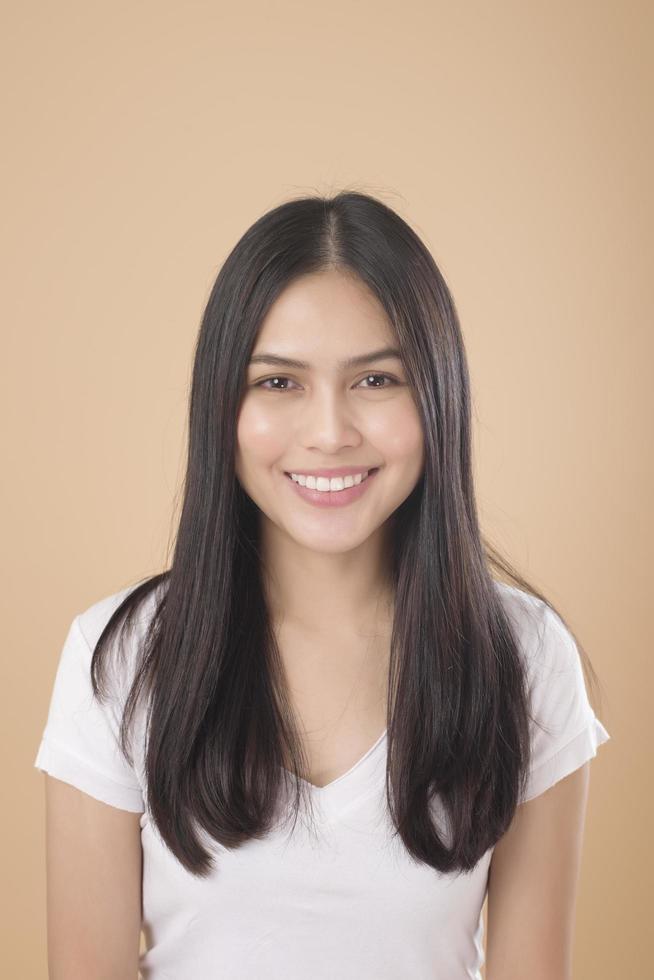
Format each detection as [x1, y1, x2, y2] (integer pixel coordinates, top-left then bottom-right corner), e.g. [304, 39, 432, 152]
[33, 614, 145, 812]
[519, 604, 611, 804]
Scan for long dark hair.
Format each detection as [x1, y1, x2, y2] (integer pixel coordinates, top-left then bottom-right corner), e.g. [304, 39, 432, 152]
[90, 190, 603, 878]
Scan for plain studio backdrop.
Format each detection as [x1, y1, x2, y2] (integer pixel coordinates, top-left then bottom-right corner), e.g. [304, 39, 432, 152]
[2, 1, 650, 976]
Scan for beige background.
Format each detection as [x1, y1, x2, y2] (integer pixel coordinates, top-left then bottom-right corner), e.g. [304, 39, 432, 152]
[2, 1, 649, 976]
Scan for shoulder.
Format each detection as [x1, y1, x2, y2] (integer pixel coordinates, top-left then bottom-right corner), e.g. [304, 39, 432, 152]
[35, 586, 152, 812]
[75, 581, 160, 650]
[73, 580, 162, 699]
[492, 579, 581, 688]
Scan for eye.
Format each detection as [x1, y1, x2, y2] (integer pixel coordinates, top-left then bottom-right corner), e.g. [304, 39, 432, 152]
[357, 373, 400, 389]
[252, 373, 400, 392]
[253, 376, 299, 392]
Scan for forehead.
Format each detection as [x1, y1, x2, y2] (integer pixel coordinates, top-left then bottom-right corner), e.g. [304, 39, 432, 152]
[253, 269, 396, 354]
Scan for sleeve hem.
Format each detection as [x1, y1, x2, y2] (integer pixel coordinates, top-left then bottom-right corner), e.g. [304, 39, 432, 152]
[34, 735, 145, 813]
[520, 715, 611, 805]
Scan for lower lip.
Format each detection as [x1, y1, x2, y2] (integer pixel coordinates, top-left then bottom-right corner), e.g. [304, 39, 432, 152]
[284, 469, 380, 508]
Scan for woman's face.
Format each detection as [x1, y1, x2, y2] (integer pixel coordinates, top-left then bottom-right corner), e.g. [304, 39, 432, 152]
[235, 268, 425, 554]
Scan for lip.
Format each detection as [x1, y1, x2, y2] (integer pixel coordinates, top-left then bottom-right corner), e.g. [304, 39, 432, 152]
[284, 467, 380, 508]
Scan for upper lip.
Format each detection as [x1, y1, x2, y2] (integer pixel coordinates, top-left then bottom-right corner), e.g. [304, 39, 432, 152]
[284, 466, 379, 478]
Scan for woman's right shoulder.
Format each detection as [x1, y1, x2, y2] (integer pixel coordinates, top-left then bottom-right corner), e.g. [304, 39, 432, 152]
[75, 579, 163, 652]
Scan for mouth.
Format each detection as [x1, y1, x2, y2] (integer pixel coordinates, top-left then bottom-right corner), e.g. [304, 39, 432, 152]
[282, 466, 381, 508]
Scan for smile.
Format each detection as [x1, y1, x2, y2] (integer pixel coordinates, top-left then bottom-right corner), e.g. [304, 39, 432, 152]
[283, 468, 380, 508]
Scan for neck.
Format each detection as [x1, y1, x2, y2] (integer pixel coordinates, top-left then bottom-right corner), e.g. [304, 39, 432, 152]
[260, 520, 395, 638]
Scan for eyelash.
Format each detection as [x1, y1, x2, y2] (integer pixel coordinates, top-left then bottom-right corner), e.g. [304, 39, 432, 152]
[253, 373, 401, 392]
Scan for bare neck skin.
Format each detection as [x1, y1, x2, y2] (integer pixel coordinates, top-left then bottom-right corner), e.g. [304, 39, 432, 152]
[260, 515, 395, 643]
[258, 509, 396, 785]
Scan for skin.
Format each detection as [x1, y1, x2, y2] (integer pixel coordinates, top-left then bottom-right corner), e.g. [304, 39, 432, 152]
[44, 775, 142, 978]
[485, 762, 591, 979]
[235, 266, 425, 639]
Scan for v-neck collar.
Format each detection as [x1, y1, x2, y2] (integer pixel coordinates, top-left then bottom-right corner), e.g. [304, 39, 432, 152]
[280, 728, 388, 820]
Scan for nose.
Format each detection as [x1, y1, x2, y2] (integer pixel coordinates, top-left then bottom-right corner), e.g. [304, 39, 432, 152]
[296, 386, 362, 453]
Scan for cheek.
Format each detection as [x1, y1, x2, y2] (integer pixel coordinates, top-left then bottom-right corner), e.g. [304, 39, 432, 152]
[236, 400, 287, 464]
[370, 405, 424, 461]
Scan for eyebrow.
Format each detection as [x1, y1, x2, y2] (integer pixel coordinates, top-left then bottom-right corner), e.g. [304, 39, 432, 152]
[248, 346, 402, 370]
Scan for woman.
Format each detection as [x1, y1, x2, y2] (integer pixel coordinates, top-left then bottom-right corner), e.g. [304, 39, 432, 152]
[34, 190, 611, 979]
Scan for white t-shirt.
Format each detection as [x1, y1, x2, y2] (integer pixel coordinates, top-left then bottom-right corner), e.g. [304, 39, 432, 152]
[34, 580, 611, 979]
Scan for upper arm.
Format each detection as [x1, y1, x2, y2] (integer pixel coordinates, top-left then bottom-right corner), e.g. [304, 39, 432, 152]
[485, 762, 591, 980]
[44, 774, 143, 979]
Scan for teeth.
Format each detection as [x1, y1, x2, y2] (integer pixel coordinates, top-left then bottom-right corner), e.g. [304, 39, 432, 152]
[290, 470, 370, 491]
